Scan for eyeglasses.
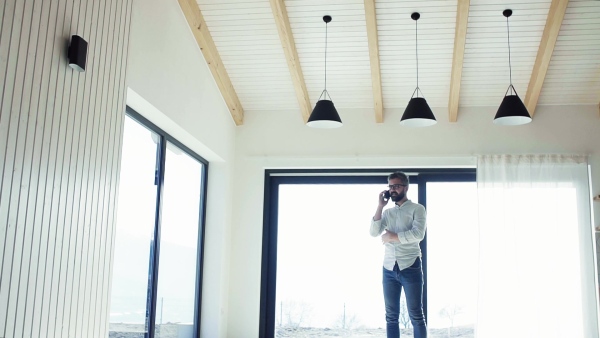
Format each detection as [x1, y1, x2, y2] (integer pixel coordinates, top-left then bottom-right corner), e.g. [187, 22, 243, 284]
[388, 184, 407, 190]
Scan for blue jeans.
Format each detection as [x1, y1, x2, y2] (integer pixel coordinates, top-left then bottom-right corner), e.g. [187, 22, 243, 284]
[382, 257, 427, 338]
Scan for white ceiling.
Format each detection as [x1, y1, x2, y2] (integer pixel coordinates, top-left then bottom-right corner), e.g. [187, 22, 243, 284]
[539, 0, 600, 105]
[195, 0, 600, 115]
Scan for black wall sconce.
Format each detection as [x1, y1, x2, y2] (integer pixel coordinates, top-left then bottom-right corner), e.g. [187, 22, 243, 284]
[68, 35, 88, 72]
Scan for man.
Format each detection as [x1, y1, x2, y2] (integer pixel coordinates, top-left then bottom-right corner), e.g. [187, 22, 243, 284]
[371, 171, 427, 338]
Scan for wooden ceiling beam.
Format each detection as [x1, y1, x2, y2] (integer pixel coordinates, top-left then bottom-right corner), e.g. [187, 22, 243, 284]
[524, 0, 569, 117]
[178, 0, 244, 125]
[448, 0, 470, 122]
[270, 0, 312, 123]
[364, 0, 384, 123]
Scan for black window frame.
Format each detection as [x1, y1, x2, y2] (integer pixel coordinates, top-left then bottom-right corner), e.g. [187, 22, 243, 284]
[122, 107, 209, 338]
[259, 168, 476, 337]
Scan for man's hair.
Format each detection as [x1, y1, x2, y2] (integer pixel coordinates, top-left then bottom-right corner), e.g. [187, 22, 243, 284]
[387, 171, 409, 185]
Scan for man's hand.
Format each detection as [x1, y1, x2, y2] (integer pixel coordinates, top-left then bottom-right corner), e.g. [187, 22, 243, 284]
[378, 190, 389, 207]
[381, 230, 399, 244]
[373, 191, 389, 221]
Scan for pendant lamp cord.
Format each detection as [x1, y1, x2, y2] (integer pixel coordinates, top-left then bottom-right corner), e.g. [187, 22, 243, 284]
[416, 19, 419, 96]
[506, 15, 513, 94]
[324, 21, 328, 99]
[318, 20, 331, 101]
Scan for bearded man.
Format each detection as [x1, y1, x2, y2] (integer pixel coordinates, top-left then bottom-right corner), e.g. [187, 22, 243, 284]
[371, 171, 428, 338]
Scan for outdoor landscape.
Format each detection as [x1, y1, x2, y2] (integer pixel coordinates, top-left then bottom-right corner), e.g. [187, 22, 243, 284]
[275, 325, 474, 337]
[109, 322, 474, 338]
[271, 299, 474, 338]
[109, 323, 474, 338]
[109, 323, 179, 338]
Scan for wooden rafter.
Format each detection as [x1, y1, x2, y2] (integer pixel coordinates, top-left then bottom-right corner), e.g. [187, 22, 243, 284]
[524, 0, 569, 117]
[270, 0, 312, 123]
[178, 0, 244, 125]
[448, 0, 470, 122]
[364, 0, 384, 123]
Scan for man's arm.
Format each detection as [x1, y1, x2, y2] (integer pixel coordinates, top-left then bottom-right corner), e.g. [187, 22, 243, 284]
[371, 191, 388, 237]
[370, 213, 386, 237]
[396, 205, 427, 244]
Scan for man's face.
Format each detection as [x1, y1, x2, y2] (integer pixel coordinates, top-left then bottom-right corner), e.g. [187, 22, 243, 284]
[388, 178, 408, 202]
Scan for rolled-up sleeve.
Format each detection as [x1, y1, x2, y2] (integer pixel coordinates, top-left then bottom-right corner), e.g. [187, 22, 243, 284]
[397, 205, 427, 244]
[370, 214, 386, 237]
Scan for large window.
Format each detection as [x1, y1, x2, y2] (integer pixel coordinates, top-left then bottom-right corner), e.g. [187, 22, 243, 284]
[427, 182, 478, 337]
[259, 170, 476, 338]
[109, 109, 208, 338]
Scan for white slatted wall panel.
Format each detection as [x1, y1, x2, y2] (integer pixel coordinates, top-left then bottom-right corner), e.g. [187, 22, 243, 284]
[286, 0, 374, 109]
[460, 0, 551, 106]
[0, 0, 132, 337]
[376, 0, 457, 109]
[538, 0, 600, 106]
[197, 0, 298, 111]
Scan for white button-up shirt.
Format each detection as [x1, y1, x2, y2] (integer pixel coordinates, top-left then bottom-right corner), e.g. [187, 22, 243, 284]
[370, 199, 427, 271]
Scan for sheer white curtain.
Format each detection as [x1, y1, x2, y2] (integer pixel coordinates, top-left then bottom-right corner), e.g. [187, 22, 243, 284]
[476, 155, 598, 338]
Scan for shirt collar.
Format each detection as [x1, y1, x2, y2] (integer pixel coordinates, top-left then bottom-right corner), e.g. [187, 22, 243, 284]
[395, 199, 412, 208]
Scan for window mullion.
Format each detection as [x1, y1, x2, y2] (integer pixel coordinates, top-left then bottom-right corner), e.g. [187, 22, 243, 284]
[147, 136, 167, 338]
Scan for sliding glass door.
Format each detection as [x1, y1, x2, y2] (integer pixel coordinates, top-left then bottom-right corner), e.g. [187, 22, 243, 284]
[260, 171, 476, 338]
[109, 109, 208, 338]
[109, 112, 158, 335]
[154, 142, 205, 337]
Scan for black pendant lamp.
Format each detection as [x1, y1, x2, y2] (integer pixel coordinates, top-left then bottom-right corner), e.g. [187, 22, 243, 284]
[400, 12, 436, 127]
[307, 15, 342, 128]
[493, 9, 532, 126]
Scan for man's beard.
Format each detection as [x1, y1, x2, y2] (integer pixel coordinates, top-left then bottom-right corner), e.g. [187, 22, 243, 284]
[391, 191, 405, 202]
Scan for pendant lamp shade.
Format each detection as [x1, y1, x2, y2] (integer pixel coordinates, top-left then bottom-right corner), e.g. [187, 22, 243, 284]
[307, 100, 342, 128]
[400, 97, 437, 127]
[400, 12, 437, 127]
[494, 9, 532, 126]
[307, 15, 342, 128]
[493, 91, 532, 126]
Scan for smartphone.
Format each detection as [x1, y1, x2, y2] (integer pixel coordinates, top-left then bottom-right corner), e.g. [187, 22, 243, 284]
[383, 190, 390, 199]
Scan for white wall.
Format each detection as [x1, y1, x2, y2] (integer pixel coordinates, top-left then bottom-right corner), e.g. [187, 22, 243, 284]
[0, 0, 132, 337]
[231, 105, 600, 337]
[127, 0, 236, 337]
